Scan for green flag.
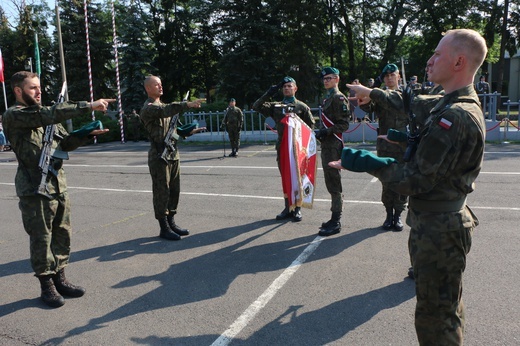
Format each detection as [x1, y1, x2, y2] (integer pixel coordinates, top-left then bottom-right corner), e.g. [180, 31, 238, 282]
[34, 32, 41, 77]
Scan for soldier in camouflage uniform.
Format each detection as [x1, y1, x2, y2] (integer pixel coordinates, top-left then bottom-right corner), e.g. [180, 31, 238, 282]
[253, 76, 315, 222]
[221, 98, 243, 157]
[3, 71, 113, 308]
[140, 75, 205, 241]
[316, 67, 350, 237]
[333, 29, 487, 345]
[358, 63, 409, 231]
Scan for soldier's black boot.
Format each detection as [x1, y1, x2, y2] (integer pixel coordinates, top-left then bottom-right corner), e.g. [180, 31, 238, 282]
[293, 207, 302, 222]
[230, 149, 236, 157]
[276, 198, 293, 220]
[393, 210, 404, 232]
[38, 275, 65, 308]
[167, 214, 190, 236]
[319, 212, 341, 237]
[159, 217, 181, 240]
[383, 207, 394, 230]
[52, 268, 86, 297]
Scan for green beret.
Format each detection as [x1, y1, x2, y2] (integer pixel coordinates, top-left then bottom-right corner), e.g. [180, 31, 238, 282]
[70, 120, 103, 138]
[387, 129, 408, 142]
[321, 67, 340, 76]
[177, 122, 198, 137]
[340, 147, 397, 172]
[382, 63, 399, 74]
[230, 98, 235, 102]
[282, 76, 296, 85]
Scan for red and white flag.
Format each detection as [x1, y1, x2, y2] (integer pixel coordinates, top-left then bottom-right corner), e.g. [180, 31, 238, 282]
[280, 113, 318, 210]
[0, 48, 5, 83]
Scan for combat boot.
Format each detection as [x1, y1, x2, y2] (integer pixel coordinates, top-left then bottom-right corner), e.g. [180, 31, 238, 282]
[38, 275, 65, 308]
[167, 214, 190, 236]
[52, 268, 86, 297]
[276, 198, 293, 220]
[229, 149, 236, 157]
[159, 217, 181, 240]
[383, 207, 393, 230]
[319, 212, 341, 236]
[293, 207, 302, 222]
[393, 210, 404, 232]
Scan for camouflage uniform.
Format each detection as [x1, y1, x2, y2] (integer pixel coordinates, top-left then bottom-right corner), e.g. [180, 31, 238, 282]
[3, 101, 93, 276]
[253, 92, 314, 169]
[372, 85, 484, 345]
[222, 105, 244, 153]
[319, 88, 350, 213]
[361, 88, 408, 215]
[140, 98, 189, 220]
[127, 111, 141, 141]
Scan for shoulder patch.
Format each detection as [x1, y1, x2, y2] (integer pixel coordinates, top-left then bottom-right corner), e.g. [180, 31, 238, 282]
[439, 117, 452, 130]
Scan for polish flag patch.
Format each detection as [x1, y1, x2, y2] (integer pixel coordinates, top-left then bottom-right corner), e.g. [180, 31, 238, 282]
[439, 118, 452, 130]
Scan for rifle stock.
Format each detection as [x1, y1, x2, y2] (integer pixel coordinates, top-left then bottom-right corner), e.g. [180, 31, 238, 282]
[403, 86, 420, 162]
[36, 82, 68, 198]
[159, 91, 190, 163]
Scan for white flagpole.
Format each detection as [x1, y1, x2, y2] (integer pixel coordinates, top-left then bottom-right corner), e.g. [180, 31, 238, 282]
[1, 81, 7, 111]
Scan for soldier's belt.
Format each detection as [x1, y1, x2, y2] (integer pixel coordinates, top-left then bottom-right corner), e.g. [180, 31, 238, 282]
[409, 197, 467, 213]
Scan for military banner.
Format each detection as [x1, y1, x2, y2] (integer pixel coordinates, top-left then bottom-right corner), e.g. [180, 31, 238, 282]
[279, 113, 317, 210]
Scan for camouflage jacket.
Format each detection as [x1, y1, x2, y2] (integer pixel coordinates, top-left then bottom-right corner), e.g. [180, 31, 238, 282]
[253, 91, 314, 148]
[140, 98, 188, 161]
[222, 106, 244, 128]
[319, 88, 350, 149]
[3, 101, 92, 197]
[372, 85, 485, 204]
[361, 88, 408, 154]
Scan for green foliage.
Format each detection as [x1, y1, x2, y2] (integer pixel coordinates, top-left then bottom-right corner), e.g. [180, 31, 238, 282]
[1, 0, 519, 129]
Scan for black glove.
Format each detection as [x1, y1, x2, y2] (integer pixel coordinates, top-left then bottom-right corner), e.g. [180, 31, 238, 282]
[373, 72, 385, 88]
[402, 85, 414, 115]
[266, 81, 284, 97]
[315, 128, 328, 141]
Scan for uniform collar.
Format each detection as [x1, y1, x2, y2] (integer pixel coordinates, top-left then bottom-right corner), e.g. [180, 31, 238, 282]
[430, 84, 479, 113]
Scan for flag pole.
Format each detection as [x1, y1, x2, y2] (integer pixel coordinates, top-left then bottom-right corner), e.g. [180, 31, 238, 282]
[55, 2, 72, 131]
[0, 47, 7, 111]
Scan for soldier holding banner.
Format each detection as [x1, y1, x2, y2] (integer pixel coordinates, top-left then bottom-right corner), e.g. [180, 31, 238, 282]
[315, 67, 351, 236]
[253, 76, 315, 222]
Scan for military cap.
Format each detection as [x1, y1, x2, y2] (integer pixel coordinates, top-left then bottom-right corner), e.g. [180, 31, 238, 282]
[321, 67, 340, 76]
[382, 63, 399, 74]
[230, 98, 236, 102]
[282, 76, 296, 85]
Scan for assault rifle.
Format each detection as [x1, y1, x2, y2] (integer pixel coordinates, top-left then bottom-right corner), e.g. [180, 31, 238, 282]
[159, 91, 189, 163]
[403, 85, 420, 162]
[37, 82, 69, 198]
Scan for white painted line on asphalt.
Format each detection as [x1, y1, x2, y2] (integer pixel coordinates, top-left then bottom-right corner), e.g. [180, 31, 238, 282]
[3, 162, 520, 175]
[210, 235, 324, 346]
[1, 183, 519, 210]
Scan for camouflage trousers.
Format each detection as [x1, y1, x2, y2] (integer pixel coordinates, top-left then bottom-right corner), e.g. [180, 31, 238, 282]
[320, 142, 343, 213]
[226, 127, 241, 150]
[148, 157, 180, 219]
[18, 193, 72, 276]
[407, 206, 477, 345]
[381, 184, 407, 212]
[378, 149, 407, 212]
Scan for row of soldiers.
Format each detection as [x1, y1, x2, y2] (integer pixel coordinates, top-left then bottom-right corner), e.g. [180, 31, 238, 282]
[3, 28, 486, 346]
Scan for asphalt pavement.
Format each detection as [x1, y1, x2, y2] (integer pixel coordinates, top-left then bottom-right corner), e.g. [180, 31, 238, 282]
[0, 140, 519, 345]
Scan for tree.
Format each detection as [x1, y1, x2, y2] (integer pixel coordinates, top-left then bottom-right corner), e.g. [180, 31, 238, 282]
[116, 0, 155, 113]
